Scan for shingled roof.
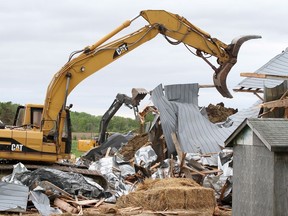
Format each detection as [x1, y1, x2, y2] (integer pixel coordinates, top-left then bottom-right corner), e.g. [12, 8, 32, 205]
[225, 118, 288, 152]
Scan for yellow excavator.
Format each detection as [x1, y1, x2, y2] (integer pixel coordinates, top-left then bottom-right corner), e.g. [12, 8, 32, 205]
[0, 10, 260, 163]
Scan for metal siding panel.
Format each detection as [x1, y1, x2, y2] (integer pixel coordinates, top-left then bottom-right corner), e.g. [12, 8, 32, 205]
[151, 83, 259, 154]
[151, 84, 177, 155]
[235, 48, 288, 90]
[0, 182, 28, 212]
[177, 104, 226, 153]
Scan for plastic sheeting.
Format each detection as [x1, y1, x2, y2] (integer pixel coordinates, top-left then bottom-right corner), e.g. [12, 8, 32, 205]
[82, 132, 134, 161]
[10, 168, 104, 198]
[89, 155, 135, 202]
[134, 145, 157, 168]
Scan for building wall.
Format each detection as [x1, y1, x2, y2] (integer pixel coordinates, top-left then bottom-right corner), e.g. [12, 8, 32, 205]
[233, 141, 274, 216]
[274, 152, 288, 215]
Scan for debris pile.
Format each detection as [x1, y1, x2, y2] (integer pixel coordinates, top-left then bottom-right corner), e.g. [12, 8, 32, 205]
[0, 100, 242, 215]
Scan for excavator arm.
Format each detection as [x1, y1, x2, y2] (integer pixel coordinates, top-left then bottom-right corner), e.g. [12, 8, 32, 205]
[98, 88, 147, 145]
[98, 94, 131, 145]
[41, 10, 261, 140]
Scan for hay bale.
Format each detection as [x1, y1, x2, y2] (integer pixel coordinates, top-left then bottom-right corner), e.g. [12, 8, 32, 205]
[116, 178, 216, 214]
[136, 177, 200, 191]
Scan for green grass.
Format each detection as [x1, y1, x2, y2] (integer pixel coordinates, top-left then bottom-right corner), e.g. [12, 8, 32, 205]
[71, 140, 83, 158]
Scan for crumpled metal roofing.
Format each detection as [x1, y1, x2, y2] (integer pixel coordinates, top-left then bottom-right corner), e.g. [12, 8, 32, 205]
[151, 83, 260, 155]
[234, 47, 288, 91]
[0, 182, 29, 212]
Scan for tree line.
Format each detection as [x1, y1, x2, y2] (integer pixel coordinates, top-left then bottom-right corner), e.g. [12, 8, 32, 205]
[0, 102, 140, 133]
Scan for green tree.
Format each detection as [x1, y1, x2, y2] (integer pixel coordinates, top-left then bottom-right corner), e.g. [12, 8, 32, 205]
[0, 102, 19, 125]
[70, 111, 139, 133]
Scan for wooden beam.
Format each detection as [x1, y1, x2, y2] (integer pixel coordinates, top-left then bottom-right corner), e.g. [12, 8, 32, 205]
[54, 198, 78, 214]
[171, 132, 192, 178]
[240, 72, 288, 80]
[261, 98, 288, 108]
[253, 92, 264, 101]
[199, 84, 215, 88]
[261, 90, 288, 109]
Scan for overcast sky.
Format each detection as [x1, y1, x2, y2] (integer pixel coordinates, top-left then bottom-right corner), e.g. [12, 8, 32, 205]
[1, 0, 288, 118]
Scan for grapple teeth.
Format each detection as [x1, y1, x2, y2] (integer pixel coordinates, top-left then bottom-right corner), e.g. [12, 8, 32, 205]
[213, 63, 234, 98]
[214, 35, 261, 98]
[230, 35, 262, 56]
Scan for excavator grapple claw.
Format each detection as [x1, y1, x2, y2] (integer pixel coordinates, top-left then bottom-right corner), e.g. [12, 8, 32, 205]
[213, 35, 261, 98]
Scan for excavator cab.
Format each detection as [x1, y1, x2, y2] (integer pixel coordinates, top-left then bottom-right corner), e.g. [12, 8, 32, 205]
[0, 104, 72, 162]
[13, 104, 43, 128]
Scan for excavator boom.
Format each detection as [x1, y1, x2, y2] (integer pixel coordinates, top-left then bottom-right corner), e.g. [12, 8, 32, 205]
[43, 10, 261, 138]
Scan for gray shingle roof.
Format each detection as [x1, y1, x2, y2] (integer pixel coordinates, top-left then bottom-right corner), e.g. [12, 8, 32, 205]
[226, 118, 288, 152]
[234, 47, 288, 91]
[247, 118, 288, 152]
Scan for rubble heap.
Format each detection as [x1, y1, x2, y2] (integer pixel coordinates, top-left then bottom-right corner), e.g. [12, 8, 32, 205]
[0, 102, 237, 216]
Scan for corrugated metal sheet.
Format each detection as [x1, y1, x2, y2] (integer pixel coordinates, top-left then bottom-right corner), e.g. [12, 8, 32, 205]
[224, 100, 261, 128]
[151, 83, 260, 155]
[234, 47, 288, 91]
[0, 182, 29, 212]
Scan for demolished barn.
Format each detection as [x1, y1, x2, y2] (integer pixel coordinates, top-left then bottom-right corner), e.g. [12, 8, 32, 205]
[151, 83, 260, 155]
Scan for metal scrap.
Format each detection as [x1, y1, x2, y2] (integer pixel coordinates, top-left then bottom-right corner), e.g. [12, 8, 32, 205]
[0, 181, 29, 213]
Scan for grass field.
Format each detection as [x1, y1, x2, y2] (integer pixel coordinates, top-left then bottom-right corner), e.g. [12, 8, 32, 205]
[71, 140, 83, 158]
